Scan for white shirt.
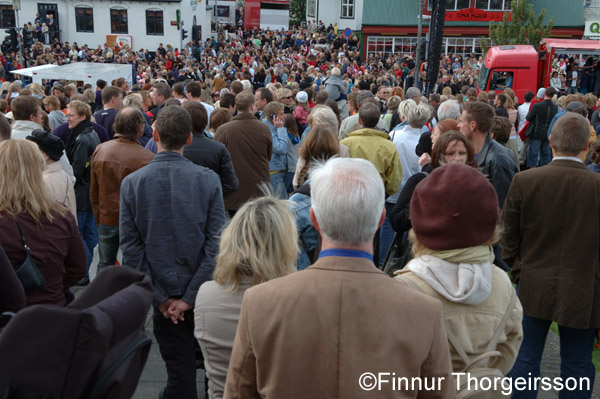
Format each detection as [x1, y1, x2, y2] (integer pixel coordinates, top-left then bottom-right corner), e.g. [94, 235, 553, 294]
[387, 125, 422, 204]
[517, 102, 531, 133]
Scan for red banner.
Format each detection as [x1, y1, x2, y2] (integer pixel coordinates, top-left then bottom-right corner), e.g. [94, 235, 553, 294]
[445, 7, 510, 22]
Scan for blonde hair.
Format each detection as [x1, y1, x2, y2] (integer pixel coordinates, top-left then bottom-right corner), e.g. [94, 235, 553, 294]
[0, 140, 67, 222]
[123, 93, 144, 109]
[276, 88, 292, 102]
[67, 100, 92, 120]
[583, 93, 597, 109]
[504, 88, 517, 109]
[27, 83, 45, 96]
[213, 196, 298, 292]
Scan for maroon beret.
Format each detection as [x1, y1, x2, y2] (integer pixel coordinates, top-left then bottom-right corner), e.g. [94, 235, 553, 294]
[410, 163, 499, 250]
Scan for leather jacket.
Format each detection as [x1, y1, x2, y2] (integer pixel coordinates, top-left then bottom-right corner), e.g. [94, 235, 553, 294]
[477, 135, 519, 208]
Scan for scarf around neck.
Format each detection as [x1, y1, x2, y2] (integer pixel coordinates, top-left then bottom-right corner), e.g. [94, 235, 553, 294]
[66, 119, 93, 150]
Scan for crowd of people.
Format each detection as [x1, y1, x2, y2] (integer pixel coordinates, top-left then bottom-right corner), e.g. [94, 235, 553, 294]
[0, 25, 599, 399]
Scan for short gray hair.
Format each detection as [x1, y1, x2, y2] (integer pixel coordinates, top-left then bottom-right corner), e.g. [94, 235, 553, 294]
[311, 158, 385, 246]
[407, 104, 431, 129]
[437, 99, 461, 121]
[241, 80, 252, 91]
[398, 99, 417, 121]
[356, 90, 375, 107]
[308, 105, 339, 131]
[405, 87, 421, 101]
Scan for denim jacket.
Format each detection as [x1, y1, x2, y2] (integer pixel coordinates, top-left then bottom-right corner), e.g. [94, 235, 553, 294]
[264, 119, 288, 172]
[290, 183, 318, 270]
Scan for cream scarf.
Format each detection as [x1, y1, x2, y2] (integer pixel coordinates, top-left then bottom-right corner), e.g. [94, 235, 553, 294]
[405, 245, 494, 305]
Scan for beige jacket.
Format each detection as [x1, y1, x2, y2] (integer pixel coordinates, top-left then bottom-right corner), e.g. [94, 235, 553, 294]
[194, 278, 252, 399]
[43, 161, 77, 220]
[395, 265, 523, 377]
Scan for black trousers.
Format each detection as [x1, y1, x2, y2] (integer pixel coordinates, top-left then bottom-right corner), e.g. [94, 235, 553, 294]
[153, 308, 197, 399]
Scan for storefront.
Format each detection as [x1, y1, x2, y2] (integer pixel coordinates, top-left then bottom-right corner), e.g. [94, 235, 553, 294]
[361, 0, 584, 61]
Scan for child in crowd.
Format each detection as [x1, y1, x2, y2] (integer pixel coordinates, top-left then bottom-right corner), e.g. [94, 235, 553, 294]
[294, 91, 309, 132]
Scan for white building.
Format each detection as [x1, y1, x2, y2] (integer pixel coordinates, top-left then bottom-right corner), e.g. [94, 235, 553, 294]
[305, 0, 363, 33]
[2, 0, 214, 51]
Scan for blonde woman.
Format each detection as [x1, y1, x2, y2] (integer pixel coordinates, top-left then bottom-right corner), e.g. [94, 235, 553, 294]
[194, 196, 298, 399]
[0, 140, 86, 306]
[6, 81, 21, 104]
[383, 95, 402, 131]
[26, 83, 45, 100]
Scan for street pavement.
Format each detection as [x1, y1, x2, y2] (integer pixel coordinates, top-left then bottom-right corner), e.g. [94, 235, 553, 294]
[127, 311, 599, 399]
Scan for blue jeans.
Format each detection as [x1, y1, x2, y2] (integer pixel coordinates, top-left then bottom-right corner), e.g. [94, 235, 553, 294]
[270, 171, 287, 199]
[283, 171, 295, 194]
[378, 202, 396, 266]
[507, 314, 596, 399]
[98, 223, 119, 271]
[76, 211, 98, 276]
[527, 139, 551, 167]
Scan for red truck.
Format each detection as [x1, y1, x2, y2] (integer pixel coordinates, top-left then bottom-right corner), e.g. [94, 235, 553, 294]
[478, 39, 600, 102]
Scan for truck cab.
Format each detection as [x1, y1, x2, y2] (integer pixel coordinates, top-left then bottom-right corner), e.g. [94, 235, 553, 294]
[480, 39, 600, 103]
[478, 45, 539, 103]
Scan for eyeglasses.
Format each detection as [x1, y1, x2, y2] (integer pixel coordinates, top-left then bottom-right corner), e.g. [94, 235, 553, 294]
[65, 113, 78, 119]
[283, 96, 293, 100]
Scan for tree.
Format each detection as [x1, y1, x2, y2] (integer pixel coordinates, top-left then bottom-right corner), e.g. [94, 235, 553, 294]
[481, 0, 554, 53]
[290, 0, 306, 27]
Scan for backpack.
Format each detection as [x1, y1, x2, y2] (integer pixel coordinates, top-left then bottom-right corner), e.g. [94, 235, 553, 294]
[403, 276, 517, 399]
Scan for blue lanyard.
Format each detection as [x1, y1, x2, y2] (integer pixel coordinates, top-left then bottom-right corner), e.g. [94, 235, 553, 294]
[318, 249, 373, 262]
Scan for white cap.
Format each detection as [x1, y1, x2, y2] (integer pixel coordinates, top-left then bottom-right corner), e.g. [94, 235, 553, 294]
[296, 91, 309, 103]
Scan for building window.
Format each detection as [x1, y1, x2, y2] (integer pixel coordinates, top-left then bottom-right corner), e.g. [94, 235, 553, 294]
[446, 0, 470, 11]
[341, 0, 354, 18]
[146, 10, 163, 35]
[0, 5, 15, 29]
[475, 0, 512, 10]
[75, 7, 93, 32]
[307, 0, 316, 17]
[366, 36, 490, 60]
[110, 8, 127, 34]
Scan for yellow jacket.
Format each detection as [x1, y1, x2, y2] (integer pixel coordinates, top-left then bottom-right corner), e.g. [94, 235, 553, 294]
[340, 128, 403, 195]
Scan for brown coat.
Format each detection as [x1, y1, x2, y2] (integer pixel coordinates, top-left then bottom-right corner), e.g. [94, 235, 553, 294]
[224, 256, 455, 399]
[0, 211, 86, 306]
[501, 159, 600, 329]
[90, 137, 154, 226]
[214, 113, 272, 211]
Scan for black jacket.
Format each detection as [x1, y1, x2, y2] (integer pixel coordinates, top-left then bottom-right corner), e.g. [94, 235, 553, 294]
[477, 135, 519, 208]
[66, 124, 100, 212]
[183, 132, 239, 196]
[526, 99, 558, 141]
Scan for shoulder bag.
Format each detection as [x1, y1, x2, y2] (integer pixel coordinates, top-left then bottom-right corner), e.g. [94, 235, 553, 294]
[14, 219, 46, 295]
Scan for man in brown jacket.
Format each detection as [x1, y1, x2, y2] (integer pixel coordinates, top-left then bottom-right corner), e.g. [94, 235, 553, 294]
[501, 113, 600, 397]
[214, 91, 272, 215]
[90, 107, 154, 270]
[224, 158, 454, 399]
